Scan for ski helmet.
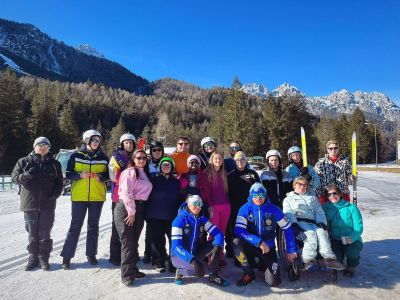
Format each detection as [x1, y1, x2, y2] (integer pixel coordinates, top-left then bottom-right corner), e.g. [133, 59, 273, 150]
[201, 137, 216, 147]
[159, 156, 175, 173]
[287, 146, 302, 160]
[83, 130, 101, 145]
[150, 140, 164, 157]
[249, 183, 267, 197]
[265, 149, 282, 163]
[120, 133, 136, 144]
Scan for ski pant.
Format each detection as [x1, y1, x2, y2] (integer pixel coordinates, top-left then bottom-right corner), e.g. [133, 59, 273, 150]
[144, 221, 152, 259]
[233, 238, 281, 287]
[109, 202, 121, 264]
[24, 209, 55, 259]
[147, 218, 172, 265]
[61, 201, 104, 259]
[171, 241, 221, 276]
[209, 203, 231, 235]
[299, 222, 336, 262]
[330, 238, 363, 267]
[225, 206, 240, 253]
[114, 200, 144, 281]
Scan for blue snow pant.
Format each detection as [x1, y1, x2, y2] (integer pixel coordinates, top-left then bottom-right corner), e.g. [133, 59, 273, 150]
[61, 201, 104, 259]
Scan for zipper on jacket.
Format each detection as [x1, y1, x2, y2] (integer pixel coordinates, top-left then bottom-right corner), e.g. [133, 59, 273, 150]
[190, 217, 198, 253]
[258, 207, 262, 237]
[88, 155, 92, 201]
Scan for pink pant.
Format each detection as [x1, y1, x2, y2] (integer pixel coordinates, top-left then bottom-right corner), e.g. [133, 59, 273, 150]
[210, 203, 231, 235]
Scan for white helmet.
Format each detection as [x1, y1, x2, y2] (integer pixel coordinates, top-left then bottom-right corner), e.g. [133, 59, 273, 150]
[83, 130, 101, 144]
[265, 149, 282, 162]
[201, 136, 215, 147]
[120, 133, 136, 144]
[287, 146, 302, 160]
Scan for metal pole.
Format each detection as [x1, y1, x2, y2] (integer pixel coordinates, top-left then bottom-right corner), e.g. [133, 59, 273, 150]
[374, 125, 378, 168]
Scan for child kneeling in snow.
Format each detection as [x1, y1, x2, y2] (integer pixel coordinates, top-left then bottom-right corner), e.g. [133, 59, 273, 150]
[170, 195, 229, 286]
[283, 177, 345, 270]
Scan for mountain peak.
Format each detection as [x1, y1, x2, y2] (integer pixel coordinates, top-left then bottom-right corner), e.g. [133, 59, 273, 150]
[272, 82, 303, 97]
[76, 44, 105, 59]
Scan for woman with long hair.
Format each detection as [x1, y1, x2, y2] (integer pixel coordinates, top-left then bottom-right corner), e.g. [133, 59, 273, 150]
[199, 150, 231, 265]
[115, 149, 153, 286]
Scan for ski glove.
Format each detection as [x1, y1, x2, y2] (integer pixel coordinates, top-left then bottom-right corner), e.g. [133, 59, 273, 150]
[298, 167, 311, 182]
[190, 258, 204, 278]
[317, 223, 328, 231]
[292, 223, 307, 241]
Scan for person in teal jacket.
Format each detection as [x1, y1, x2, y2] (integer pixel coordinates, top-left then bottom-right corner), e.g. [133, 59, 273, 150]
[322, 184, 363, 277]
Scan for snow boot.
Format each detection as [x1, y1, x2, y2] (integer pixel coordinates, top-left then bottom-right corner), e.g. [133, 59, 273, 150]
[87, 256, 98, 265]
[39, 256, 50, 271]
[25, 254, 39, 271]
[237, 272, 256, 287]
[344, 266, 355, 277]
[208, 273, 229, 287]
[62, 258, 70, 270]
[175, 270, 184, 285]
[324, 258, 345, 270]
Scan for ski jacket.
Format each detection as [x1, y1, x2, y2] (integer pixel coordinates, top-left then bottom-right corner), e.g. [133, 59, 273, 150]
[171, 203, 224, 263]
[228, 168, 261, 212]
[234, 195, 296, 254]
[148, 159, 161, 178]
[283, 191, 327, 228]
[198, 152, 211, 171]
[146, 174, 181, 221]
[199, 171, 230, 207]
[285, 164, 321, 196]
[11, 152, 63, 211]
[108, 148, 131, 202]
[260, 167, 293, 208]
[170, 152, 190, 176]
[315, 154, 352, 196]
[66, 147, 109, 201]
[323, 199, 363, 243]
[118, 167, 153, 216]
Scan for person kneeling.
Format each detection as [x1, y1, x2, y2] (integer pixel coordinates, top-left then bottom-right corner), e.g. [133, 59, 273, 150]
[233, 183, 297, 287]
[283, 177, 345, 271]
[170, 195, 229, 286]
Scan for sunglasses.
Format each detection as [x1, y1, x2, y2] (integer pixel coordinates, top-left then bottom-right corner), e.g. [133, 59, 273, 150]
[190, 200, 204, 208]
[327, 192, 338, 197]
[134, 156, 147, 161]
[327, 147, 338, 150]
[252, 193, 266, 199]
[161, 163, 171, 167]
[152, 148, 162, 152]
[178, 142, 189, 146]
[230, 146, 241, 151]
[90, 139, 101, 144]
[37, 143, 50, 148]
[204, 142, 214, 147]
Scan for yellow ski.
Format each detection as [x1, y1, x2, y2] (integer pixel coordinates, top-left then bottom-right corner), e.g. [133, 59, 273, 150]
[352, 132, 357, 206]
[301, 127, 307, 167]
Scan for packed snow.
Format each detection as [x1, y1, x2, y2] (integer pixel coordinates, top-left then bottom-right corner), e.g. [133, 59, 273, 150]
[0, 53, 28, 75]
[0, 171, 399, 299]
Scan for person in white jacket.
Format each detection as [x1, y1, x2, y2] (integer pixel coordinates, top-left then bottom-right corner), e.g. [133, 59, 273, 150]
[282, 177, 344, 270]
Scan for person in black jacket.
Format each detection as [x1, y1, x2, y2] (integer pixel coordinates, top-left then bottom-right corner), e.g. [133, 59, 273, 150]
[145, 157, 181, 273]
[226, 151, 260, 260]
[11, 137, 63, 271]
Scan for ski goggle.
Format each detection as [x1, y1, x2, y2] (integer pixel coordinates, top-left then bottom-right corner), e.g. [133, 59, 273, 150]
[252, 193, 266, 199]
[203, 142, 215, 147]
[229, 146, 241, 151]
[37, 143, 50, 148]
[190, 200, 204, 208]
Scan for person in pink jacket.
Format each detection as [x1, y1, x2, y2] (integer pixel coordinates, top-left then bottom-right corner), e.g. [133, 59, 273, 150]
[199, 150, 231, 266]
[115, 149, 153, 286]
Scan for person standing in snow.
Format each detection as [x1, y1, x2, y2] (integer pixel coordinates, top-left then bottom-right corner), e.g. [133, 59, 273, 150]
[60, 130, 109, 269]
[116, 149, 152, 286]
[315, 140, 353, 204]
[108, 133, 136, 266]
[179, 154, 202, 198]
[224, 141, 242, 173]
[170, 136, 191, 176]
[11, 137, 63, 271]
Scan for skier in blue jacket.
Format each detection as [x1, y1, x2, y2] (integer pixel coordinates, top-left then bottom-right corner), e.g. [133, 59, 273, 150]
[170, 195, 229, 286]
[233, 183, 297, 287]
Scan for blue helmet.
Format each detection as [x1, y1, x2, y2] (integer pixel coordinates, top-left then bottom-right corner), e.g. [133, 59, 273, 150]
[249, 183, 267, 197]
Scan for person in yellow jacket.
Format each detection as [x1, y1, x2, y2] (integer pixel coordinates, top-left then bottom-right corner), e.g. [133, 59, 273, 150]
[60, 130, 109, 269]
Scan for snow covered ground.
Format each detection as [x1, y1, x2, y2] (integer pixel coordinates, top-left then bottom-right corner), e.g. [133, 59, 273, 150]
[0, 171, 399, 300]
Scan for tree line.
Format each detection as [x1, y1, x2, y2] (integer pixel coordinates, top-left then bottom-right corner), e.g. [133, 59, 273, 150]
[0, 69, 391, 174]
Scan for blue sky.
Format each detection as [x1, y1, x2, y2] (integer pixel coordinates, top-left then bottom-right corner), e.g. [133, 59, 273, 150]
[2, 0, 400, 104]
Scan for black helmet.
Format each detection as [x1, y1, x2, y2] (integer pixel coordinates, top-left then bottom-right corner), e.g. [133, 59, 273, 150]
[150, 140, 164, 158]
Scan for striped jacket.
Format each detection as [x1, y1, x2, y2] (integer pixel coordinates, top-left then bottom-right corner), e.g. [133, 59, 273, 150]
[260, 168, 293, 208]
[171, 203, 224, 263]
[66, 147, 109, 201]
[235, 195, 297, 254]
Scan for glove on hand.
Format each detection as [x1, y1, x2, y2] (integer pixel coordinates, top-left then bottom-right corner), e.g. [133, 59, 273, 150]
[292, 223, 307, 241]
[190, 259, 204, 278]
[209, 246, 221, 262]
[317, 223, 328, 231]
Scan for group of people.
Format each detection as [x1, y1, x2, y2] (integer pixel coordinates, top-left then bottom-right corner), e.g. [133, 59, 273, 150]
[11, 131, 363, 288]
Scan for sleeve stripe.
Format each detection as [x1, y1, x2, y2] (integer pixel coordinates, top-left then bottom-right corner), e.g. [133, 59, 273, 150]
[236, 216, 247, 224]
[235, 224, 247, 229]
[277, 218, 289, 228]
[206, 224, 216, 233]
[204, 221, 213, 231]
[171, 237, 182, 240]
[172, 227, 182, 235]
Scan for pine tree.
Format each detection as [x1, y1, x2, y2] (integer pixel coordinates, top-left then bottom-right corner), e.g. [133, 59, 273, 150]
[59, 102, 79, 149]
[106, 118, 126, 154]
[334, 114, 350, 157]
[349, 108, 373, 163]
